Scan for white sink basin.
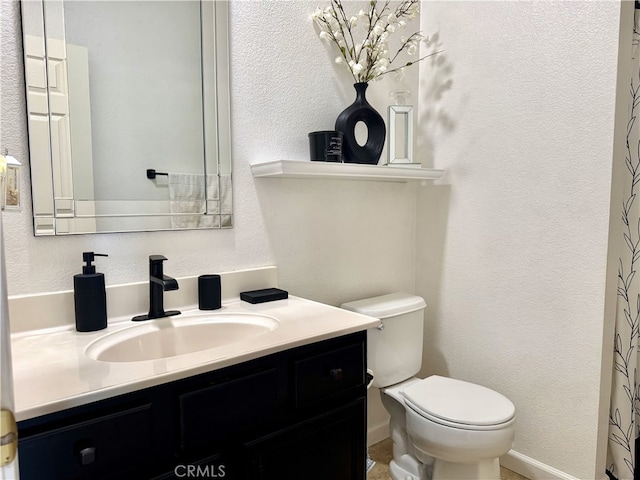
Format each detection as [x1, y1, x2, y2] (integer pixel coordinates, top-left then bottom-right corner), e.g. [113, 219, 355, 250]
[85, 312, 279, 362]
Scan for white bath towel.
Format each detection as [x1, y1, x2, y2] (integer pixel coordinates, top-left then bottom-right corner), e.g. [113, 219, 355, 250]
[168, 172, 221, 228]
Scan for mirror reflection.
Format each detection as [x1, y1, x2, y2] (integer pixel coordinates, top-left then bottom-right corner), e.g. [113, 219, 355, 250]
[21, 0, 232, 235]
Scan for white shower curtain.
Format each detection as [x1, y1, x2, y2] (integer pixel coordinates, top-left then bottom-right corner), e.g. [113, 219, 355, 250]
[609, 7, 640, 480]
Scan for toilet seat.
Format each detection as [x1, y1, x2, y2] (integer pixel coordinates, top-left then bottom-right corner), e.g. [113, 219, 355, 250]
[402, 375, 515, 431]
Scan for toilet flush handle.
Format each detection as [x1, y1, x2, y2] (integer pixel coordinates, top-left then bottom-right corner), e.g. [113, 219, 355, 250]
[376, 321, 385, 331]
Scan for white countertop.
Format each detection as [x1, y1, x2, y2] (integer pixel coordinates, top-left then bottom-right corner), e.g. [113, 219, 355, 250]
[11, 296, 379, 422]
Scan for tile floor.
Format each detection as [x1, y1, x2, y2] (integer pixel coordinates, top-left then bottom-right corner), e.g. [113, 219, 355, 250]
[367, 438, 529, 480]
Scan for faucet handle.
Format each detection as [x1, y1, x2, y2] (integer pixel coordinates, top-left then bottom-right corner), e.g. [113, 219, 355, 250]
[149, 255, 167, 263]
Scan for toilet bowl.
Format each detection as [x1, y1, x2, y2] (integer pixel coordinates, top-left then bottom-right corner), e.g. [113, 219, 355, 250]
[341, 293, 516, 480]
[403, 375, 515, 479]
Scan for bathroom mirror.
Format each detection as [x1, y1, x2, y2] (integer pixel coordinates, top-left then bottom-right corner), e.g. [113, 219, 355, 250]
[21, 0, 232, 235]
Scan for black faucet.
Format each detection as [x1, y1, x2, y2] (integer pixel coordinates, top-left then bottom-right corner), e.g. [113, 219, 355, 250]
[132, 255, 181, 321]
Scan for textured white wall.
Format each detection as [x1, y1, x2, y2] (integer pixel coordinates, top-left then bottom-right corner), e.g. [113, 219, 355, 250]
[416, 2, 623, 478]
[229, 1, 420, 306]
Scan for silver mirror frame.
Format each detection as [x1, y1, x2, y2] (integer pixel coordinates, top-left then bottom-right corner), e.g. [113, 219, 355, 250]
[21, 0, 232, 235]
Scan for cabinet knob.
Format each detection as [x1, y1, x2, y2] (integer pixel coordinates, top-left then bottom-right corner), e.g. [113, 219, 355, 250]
[329, 368, 344, 381]
[78, 446, 96, 465]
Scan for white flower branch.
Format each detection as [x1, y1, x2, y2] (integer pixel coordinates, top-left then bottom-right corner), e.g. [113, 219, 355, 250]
[312, 0, 442, 83]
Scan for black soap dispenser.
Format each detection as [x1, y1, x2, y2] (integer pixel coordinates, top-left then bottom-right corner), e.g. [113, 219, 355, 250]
[74, 252, 108, 332]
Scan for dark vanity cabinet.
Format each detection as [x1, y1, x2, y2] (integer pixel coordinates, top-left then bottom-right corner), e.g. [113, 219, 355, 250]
[17, 331, 367, 480]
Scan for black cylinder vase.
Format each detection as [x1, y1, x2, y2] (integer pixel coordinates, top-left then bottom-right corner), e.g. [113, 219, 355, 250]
[335, 82, 386, 165]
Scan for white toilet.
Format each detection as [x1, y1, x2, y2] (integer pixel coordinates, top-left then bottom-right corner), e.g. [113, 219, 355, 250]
[341, 292, 515, 480]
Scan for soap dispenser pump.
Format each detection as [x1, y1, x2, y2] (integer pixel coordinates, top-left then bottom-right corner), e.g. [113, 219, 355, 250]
[74, 252, 108, 332]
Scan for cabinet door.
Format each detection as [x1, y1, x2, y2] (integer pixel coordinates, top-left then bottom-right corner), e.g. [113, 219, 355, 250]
[178, 368, 279, 453]
[18, 404, 154, 480]
[244, 398, 366, 480]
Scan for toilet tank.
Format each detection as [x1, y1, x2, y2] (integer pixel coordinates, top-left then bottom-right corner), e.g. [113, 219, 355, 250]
[341, 293, 426, 388]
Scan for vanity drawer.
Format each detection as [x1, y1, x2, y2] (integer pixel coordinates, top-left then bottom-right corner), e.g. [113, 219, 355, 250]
[178, 368, 279, 452]
[294, 342, 365, 408]
[18, 404, 153, 480]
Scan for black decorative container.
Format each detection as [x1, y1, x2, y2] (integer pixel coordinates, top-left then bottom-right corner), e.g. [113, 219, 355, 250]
[335, 82, 386, 164]
[308, 130, 343, 162]
[198, 274, 222, 310]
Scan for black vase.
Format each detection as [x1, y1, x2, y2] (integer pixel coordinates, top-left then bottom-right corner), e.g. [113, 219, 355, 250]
[335, 83, 386, 165]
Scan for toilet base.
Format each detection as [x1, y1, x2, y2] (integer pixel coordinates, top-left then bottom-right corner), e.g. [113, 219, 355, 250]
[389, 459, 418, 480]
[432, 457, 500, 480]
[389, 458, 432, 480]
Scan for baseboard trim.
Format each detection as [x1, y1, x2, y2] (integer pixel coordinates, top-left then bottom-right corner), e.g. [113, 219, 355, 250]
[367, 424, 389, 447]
[500, 449, 584, 480]
[368, 436, 603, 480]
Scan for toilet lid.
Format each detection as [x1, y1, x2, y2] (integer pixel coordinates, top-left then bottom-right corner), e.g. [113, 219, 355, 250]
[402, 376, 515, 427]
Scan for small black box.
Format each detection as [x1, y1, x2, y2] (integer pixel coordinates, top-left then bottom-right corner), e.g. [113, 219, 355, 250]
[240, 288, 288, 304]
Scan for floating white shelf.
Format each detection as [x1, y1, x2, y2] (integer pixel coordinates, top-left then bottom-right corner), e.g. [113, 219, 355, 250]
[250, 160, 444, 183]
